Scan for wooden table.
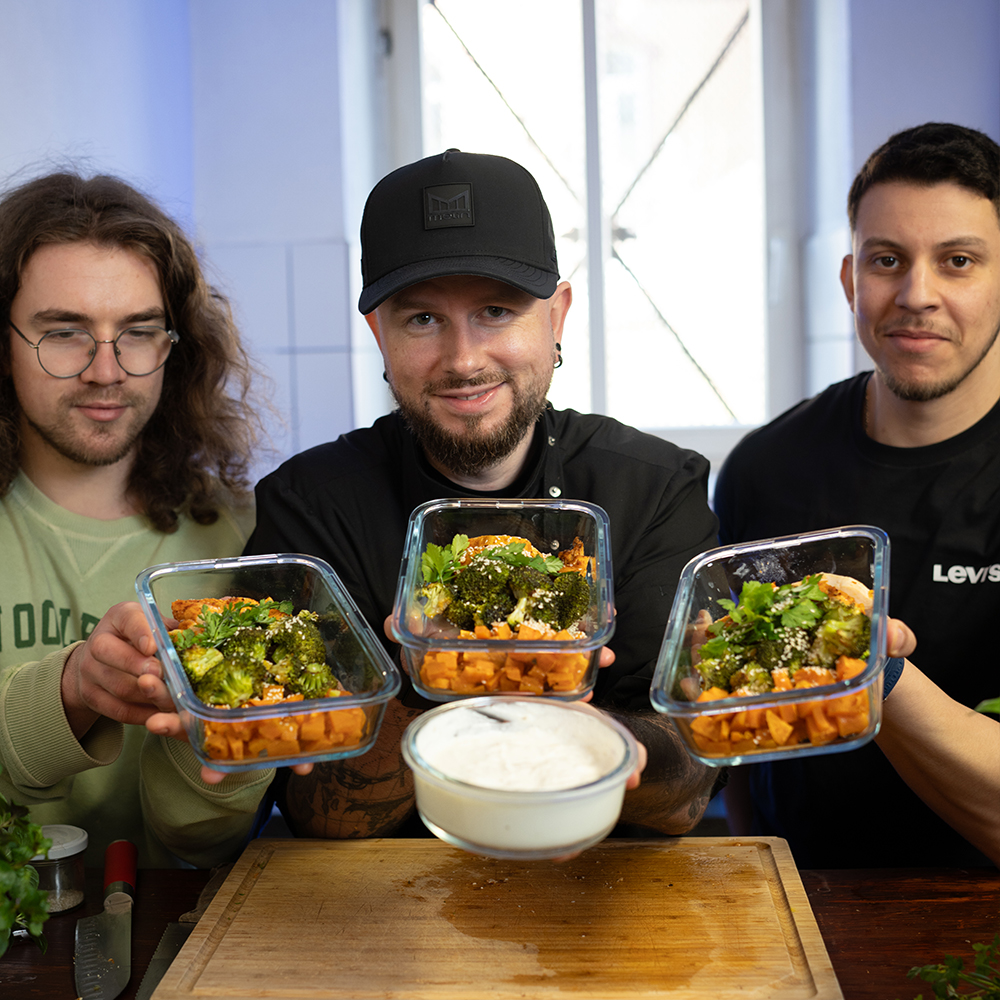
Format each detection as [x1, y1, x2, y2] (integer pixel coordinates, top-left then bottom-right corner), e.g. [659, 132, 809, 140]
[1, 844, 997, 999]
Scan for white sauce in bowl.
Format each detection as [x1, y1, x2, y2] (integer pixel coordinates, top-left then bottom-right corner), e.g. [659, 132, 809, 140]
[415, 701, 625, 791]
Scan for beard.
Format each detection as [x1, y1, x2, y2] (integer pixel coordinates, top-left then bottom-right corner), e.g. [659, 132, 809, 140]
[24, 390, 150, 467]
[875, 315, 1000, 402]
[390, 368, 550, 478]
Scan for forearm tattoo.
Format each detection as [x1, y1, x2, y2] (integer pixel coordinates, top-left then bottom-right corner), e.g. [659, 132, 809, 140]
[283, 699, 422, 838]
[606, 709, 717, 834]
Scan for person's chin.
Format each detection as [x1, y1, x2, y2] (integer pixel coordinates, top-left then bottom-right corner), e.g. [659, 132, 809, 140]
[430, 403, 507, 440]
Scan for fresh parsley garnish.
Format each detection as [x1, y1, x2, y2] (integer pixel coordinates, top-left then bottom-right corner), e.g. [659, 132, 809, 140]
[420, 534, 469, 584]
[172, 599, 293, 651]
[495, 541, 564, 574]
[420, 534, 563, 584]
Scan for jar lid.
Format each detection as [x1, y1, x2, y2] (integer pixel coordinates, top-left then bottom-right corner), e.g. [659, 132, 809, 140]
[33, 824, 88, 860]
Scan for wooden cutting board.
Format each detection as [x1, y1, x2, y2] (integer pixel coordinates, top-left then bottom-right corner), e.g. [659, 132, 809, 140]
[152, 837, 841, 1000]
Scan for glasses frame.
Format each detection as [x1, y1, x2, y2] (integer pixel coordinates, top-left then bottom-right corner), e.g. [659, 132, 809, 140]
[10, 321, 180, 378]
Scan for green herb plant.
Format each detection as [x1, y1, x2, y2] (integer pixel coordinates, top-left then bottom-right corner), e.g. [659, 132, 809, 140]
[0, 773, 50, 958]
[902, 935, 1000, 999]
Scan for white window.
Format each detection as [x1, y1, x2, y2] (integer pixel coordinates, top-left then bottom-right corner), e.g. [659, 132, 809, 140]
[417, 0, 768, 464]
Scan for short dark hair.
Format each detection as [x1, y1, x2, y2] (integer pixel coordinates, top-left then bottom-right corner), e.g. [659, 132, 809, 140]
[847, 122, 1000, 230]
[0, 172, 265, 531]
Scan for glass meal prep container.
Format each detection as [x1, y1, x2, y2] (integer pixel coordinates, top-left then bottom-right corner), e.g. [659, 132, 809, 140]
[390, 499, 615, 702]
[135, 553, 401, 773]
[650, 526, 889, 766]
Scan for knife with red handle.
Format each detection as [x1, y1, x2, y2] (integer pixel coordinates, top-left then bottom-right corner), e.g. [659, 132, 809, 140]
[74, 840, 138, 1000]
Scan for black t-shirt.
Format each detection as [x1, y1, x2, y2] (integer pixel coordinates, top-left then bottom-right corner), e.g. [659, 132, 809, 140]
[715, 372, 1000, 867]
[246, 406, 719, 710]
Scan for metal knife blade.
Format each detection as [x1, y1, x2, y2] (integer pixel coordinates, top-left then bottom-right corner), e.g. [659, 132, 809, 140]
[74, 839, 138, 1000]
[134, 922, 193, 1000]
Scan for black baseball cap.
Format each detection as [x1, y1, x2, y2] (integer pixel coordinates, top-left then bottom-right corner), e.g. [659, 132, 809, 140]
[358, 149, 560, 314]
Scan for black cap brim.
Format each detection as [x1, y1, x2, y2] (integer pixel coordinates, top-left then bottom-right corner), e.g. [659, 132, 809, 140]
[358, 255, 559, 314]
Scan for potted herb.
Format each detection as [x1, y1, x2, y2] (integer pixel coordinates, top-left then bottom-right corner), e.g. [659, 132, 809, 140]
[0, 775, 50, 957]
[903, 935, 1000, 998]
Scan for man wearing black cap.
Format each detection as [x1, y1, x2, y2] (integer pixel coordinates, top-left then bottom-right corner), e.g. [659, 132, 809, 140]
[246, 150, 720, 839]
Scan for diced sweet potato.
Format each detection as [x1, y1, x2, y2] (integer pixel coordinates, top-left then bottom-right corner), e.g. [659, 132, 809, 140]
[836, 656, 867, 681]
[766, 709, 795, 745]
[417, 623, 591, 694]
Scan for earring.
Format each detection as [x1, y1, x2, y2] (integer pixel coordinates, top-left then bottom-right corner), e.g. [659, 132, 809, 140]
[382, 371, 389, 383]
[553, 342, 563, 369]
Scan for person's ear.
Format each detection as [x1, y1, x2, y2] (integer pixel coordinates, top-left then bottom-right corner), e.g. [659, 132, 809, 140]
[364, 310, 382, 349]
[840, 255, 856, 311]
[548, 281, 573, 342]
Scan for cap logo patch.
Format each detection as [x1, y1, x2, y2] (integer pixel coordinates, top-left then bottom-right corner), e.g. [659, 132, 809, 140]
[424, 183, 474, 229]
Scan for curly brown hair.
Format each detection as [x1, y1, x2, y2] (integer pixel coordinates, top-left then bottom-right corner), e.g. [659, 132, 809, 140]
[0, 172, 265, 531]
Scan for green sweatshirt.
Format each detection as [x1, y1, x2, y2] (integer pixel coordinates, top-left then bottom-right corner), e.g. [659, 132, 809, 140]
[0, 472, 275, 868]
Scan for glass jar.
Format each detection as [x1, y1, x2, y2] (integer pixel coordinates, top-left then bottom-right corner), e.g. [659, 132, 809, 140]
[32, 825, 87, 913]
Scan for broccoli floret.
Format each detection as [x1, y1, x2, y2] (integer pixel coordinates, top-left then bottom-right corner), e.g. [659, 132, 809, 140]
[444, 597, 478, 631]
[288, 660, 337, 699]
[729, 663, 774, 695]
[550, 572, 591, 630]
[180, 645, 223, 683]
[455, 554, 511, 598]
[754, 638, 786, 672]
[224, 627, 269, 669]
[196, 661, 259, 708]
[505, 565, 555, 628]
[268, 613, 327, 683]
[476, 591, 517, 628]
[811, 607, 871, 665]
[418, 581, 453, 619]
[437, 553, 516, 630]
[696, 648, 745, 691]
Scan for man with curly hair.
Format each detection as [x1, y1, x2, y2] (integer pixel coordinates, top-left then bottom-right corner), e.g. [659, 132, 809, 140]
[0, 172, 275, 867]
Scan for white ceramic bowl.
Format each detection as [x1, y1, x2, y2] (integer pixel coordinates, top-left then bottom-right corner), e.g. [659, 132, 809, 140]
[402, 696, 640, 859]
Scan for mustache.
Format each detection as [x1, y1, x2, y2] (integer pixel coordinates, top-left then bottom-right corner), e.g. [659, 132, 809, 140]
[423, 370, 512, 394]
[875, 317, 952, 338]
[62, 389, 140, 407]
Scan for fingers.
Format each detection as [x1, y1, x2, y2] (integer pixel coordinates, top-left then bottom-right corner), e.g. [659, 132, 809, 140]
[626, 741, 648, 791]
[382, 614, 398, 644]
[598, 646, 616, 669]
[200, 761, 313, 784]
[679, 676, 702, 702]
[145, 711, 188, 741]
[886, 617, 917, 658]
[136, 673, 177, 712]
[61, 603, 169, 736]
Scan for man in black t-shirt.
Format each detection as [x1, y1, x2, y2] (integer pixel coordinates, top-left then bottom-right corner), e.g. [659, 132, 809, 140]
[715, 123, 1000, 867]
[246, 151, 720, 840]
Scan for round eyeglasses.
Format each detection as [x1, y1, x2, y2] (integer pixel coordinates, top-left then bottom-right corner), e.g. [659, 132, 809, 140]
[10, 321, 179, 378]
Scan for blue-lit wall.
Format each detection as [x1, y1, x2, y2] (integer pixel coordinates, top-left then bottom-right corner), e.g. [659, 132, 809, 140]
[0, 0, 363, 484]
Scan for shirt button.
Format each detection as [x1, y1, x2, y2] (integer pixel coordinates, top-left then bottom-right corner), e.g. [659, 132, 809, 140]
[548, 436, 555, 446]
[549, 486, 562, 497]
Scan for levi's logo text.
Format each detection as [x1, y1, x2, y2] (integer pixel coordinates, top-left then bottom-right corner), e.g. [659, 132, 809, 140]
[424, 183, 475, 229]
[932, 563, 1000, 584]
[0, 602, 99, 652]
